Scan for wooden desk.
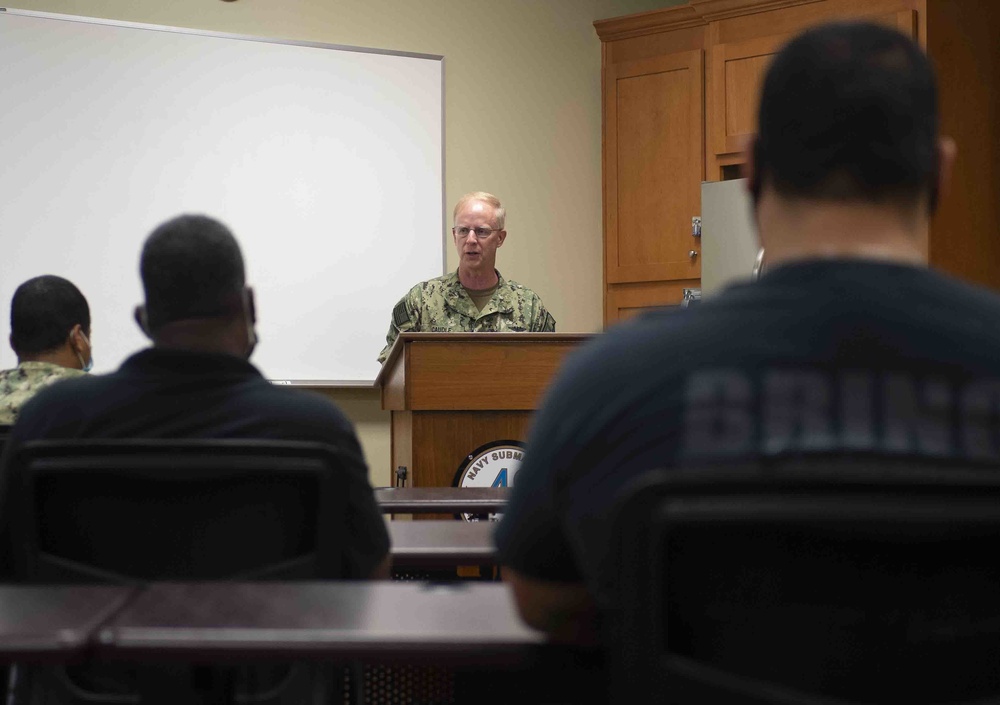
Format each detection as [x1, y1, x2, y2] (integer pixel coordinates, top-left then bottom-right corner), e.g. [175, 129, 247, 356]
[375, 487, 509, 514]
[0, 585, 133, 662]
[0, 583, 598, 703]
[96, 582, 544, 665]
[387, 519, 496, 569]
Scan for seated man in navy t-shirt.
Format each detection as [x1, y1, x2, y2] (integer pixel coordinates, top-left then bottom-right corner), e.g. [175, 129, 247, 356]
[496, 21, 1000, 643]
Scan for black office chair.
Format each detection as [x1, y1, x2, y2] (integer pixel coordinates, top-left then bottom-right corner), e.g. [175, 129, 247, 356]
[6, 438, 353, 705]
[605, 456, 1000, 705]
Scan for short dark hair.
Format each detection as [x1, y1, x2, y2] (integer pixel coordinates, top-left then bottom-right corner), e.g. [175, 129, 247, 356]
[754, 21, 939, 207]
[140, 215, 246, 331]
[9, 275, 90, 356]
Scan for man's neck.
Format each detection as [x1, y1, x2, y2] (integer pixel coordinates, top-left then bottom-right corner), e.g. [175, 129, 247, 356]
[19, 349, 78, 370]
[151, 319, 246, 358]
[759, 197, 927, 270]
[458, 266, 499, 290]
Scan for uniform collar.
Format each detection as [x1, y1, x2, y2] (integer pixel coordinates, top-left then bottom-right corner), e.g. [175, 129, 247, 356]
[444, 269, 513, 319]
[17, 361, 77, 374]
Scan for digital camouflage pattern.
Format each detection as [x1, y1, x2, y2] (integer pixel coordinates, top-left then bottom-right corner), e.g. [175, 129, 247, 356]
[0, 362, 85, 425]
[378, 270, 556, 363]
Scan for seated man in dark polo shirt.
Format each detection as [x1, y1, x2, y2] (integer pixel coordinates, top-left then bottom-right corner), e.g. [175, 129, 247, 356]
[0, 214, 389, 580]
[496, 20, 1000, 648]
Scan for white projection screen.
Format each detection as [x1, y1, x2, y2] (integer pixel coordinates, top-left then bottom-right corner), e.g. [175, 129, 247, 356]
[0, 8, 444, 384]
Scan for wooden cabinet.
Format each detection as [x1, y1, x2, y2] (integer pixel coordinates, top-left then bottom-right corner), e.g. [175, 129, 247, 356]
[606, 50, 703, 286]
[710, 33, 785, 157]
[604, 47, 704, 322]
[709, 9, 916, 161]
[606, 279, 695, 322]
[599, 6, 706, 325]
[596, 0, 1000, 325]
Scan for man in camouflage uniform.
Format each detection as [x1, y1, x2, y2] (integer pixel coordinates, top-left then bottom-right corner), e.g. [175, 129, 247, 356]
[378, 191, 555, 363]
[0, 275, 92, 425]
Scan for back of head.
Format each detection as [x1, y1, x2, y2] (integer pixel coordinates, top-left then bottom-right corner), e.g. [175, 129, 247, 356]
[140, 215, 246, 331]
[9, 275, 90, 357]
[754, 21, 939, 210]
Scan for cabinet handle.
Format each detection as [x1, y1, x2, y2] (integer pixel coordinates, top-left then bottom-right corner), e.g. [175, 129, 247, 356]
[689, 250, 698, 259]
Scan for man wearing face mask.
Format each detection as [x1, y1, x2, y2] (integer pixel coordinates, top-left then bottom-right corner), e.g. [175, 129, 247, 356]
[0, 214, 389, 578]
[0, 275, 92, 425]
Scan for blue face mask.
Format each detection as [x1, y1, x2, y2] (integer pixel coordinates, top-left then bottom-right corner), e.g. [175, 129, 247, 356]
[76, 331, 94, 373]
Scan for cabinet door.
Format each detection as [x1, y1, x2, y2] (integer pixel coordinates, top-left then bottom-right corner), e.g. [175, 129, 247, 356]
[710, 10, 916, 157]
[710, 33, 787, 157]
[606, 279, 696, 324]
[605, 49, 703, 285]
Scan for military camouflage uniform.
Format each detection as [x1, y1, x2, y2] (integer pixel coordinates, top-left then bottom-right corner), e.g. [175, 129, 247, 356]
[0, 362, 85, 425]
[378, 270, 556, 363]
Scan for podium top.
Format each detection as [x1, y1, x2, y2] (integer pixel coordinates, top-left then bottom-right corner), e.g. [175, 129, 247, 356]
[374, 332, 592, 411]
[373, 332, 591, 387]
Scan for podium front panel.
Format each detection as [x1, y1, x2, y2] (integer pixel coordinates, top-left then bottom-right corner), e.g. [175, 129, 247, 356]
[392, 411, 532, 489]
[379, 333, 591, 489]
[407, 339, 580, 410]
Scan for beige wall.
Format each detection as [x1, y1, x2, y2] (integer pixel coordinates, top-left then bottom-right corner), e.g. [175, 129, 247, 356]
[12, 0, 681, 484]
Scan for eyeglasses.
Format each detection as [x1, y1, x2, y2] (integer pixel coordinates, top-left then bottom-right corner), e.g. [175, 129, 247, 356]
[453, 226, 500, 239]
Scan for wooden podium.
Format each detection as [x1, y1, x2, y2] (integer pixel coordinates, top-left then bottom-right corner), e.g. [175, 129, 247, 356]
[374, 333, 591, 488]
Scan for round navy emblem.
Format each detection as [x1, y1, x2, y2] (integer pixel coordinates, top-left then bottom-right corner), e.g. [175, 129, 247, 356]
[452, 440, 526, 522]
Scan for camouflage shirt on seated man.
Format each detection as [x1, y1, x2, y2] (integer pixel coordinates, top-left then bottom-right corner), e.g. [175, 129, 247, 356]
[0, 362, 85, 425]
[378, 270, 556, 363]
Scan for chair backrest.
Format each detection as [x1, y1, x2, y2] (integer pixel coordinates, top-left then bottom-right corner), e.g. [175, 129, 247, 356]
[607, 456, 1000, 705]
[9, 439, 349, 583]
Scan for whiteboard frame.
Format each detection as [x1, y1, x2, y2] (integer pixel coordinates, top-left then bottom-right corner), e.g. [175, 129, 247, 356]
[0, 6, 447, 387]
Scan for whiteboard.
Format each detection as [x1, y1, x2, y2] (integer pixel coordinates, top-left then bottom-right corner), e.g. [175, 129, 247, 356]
[0, 8, 444, 384]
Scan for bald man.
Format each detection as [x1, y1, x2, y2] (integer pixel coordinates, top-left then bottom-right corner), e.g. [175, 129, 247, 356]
[378, 191, 555, 363]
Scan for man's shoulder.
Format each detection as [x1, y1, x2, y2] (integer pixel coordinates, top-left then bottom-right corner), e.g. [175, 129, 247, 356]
[235, 385, 361, 451]
[397, 272, 462, 320]
[10, 370, 113, 434]
[412, 271, 460, 296]
[923, 266, 1000, 314]
[2, 365, 90, 409]
[0, 363, 84, 391]
[494, 273, 552, 324]
[236, 382, 355, 432]
[547, 310, 699, 406]
[0, 367, 19, 394]
[18, 367, 113, 403]
[586, 307, 701, 356]
[569, 261, 1000, 378]
[498, 276, 543, 300]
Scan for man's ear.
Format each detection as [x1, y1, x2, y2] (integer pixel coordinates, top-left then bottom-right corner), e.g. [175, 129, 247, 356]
[496, 230, 507, 248]
[242, 286, 258, 359]
[743, 135, 762, 205]
[931, 135, 957, 214]
[67, 323, 83, 350]
[243, 287, 257, 324]
[134, 305, 151, 339]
